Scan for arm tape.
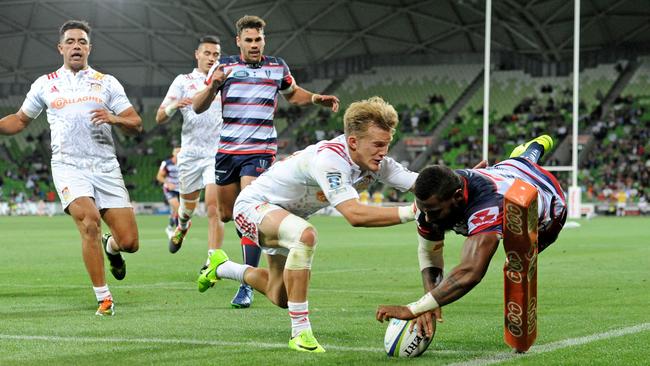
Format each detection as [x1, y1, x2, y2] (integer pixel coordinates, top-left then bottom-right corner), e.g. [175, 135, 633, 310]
[417, 236, 444, 271]
[407, 292, 440, 316]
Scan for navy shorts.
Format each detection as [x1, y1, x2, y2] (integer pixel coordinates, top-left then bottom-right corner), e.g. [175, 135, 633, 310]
[214, 153, 275, 186]
[163, 188, 180, 202]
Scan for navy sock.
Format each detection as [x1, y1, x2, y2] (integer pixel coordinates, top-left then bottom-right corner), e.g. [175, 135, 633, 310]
[236, 228, 262, 269]
[520, 142, 545, 163]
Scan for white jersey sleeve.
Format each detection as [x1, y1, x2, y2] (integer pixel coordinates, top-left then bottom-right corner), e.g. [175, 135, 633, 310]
[20, 75, 47, 119]
[160, 75, 184, 108]
[377, 157, 418, 192]
[105, 75, 132, 115]
[310, 150, 359, 207]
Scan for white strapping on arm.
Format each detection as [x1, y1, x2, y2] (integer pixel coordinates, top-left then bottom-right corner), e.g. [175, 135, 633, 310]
[407, 292, 440, 316]
[417, 236, 444, 271]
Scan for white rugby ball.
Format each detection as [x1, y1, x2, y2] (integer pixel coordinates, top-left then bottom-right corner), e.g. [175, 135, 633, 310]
[384, 318, 434, 357]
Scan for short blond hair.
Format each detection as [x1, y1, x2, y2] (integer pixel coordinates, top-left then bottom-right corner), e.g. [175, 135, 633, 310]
[236, 15, 266, 35]
[343, 96, 398, 138]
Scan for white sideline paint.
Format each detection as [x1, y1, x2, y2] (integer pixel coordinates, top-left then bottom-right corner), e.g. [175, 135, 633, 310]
[0, 323, 647, 358]
[447, 323, 650, 366]
[0, 334, 465, 355]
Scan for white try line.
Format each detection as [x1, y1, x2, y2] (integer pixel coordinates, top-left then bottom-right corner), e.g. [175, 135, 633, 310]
[447, 322, 650, 366]
[0, 334, 469, 355]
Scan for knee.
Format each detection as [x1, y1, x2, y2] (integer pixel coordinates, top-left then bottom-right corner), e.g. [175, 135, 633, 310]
[206, 203, 219, 220]
[79, 214, 101, 239]
[299, 227, 318, 248]
[115, 233, 139, 253]
[219, 207, 233, 222]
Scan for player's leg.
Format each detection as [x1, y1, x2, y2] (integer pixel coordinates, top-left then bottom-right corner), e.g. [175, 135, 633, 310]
[101, 207, 139, 282]
[169, 190, 199, 253]
[509, 135, 554, 163]
[201, 154, 225, 268]
[231, 154, 273, 307]
[52, 163, 114, 315]
[166, 194, 180, 238]
[68, 197, 115, 316]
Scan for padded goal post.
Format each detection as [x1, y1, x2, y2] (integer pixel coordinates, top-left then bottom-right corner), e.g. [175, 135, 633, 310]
[503, 179, 539, 353]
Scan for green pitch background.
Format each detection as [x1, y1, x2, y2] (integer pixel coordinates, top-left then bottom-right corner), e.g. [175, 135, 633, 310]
[0, 215, 648, 365]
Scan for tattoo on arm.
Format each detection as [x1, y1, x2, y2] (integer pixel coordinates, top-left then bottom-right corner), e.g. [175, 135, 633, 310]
[430, 271, 469, 306]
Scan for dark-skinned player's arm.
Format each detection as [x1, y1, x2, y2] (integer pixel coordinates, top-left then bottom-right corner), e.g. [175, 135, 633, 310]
[408, 233, 445, 338]
[376, 232, 500, 323]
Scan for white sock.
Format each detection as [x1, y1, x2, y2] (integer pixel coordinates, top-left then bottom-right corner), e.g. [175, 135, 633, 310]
[178, 199, 197, 230]
[105, 236, 119, 255]
[215, 260, 250, 283]
[208, 249, 216, 257]
[93, 285, 112, 302]
[288, 301, 311, 338]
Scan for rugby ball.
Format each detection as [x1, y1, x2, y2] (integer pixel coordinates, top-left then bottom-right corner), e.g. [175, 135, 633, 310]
[384, 318, 434, 357]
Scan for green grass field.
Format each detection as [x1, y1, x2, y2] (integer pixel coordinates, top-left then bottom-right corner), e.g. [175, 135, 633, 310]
[0, 215, 648, 365]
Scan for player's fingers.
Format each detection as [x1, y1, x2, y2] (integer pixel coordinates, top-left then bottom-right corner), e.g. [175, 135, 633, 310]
[332, 100, 340, 113]
[434, 308, 443, 322]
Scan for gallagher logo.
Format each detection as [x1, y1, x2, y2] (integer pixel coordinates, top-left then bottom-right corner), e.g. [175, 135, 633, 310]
[50, 96, 104, 109]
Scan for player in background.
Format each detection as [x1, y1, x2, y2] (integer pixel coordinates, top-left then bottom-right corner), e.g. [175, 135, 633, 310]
[0, 20, 142, 316]
[156, 36, 224, 269]
[193, 15, 340, 308]
[376, 135, 567, 338]
[197, 97, 419, 352]
[156, 147, 181, 239]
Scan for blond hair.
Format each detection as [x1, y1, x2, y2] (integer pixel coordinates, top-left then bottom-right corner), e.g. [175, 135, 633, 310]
[236, 15, 266, 35]
[343, 96, 398, 138]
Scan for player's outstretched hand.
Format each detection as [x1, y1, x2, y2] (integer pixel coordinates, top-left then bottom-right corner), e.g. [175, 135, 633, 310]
[314, 94, 340, 112]
[376, 305, 416, 322]
[90, 108, 116, 125]
[207, 64, 231, 89]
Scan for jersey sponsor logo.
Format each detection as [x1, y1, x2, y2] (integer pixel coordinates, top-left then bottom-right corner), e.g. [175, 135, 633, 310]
[50, 95, 105, 109]
[233, 70, 250, 78]
[326, 172, 342, 189]
[468, 206, 499, 233]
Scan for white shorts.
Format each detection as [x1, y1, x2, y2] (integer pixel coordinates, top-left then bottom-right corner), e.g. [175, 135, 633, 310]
[51, 161, 131, 212]
[233, 195, 289, 256]
[177, 154, 215, 194]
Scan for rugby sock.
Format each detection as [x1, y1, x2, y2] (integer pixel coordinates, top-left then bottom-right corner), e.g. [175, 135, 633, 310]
[168, 214, 176, 228]
[215, 261, 250, 283]
[288, 301, 311, 337]
[520, 142, 545, 163]
[178, 199, 196, 230]
[93, 285, 112, 302]
[242, 243, 262, 268]
[105, 236, 119, 255]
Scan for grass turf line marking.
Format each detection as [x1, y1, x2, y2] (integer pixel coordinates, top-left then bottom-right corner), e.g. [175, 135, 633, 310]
[447, 323, 650, 366]
[0, 334, 471, 355]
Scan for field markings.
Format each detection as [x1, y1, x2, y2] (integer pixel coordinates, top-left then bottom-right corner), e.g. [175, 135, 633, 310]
[0, 334, 469, 355]
[447, 322, 650, 366]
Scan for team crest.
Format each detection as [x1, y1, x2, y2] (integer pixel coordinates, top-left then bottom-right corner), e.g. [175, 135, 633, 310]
[61, 187, 71, 202]
[265, 70, 272, 78]
[90, 83, 102, 92]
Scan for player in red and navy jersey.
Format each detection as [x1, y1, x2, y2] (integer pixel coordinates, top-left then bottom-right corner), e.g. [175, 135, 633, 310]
[376, 135, 567, 337]
[193, 15, 339, 308]
[156, 147, 181, 239]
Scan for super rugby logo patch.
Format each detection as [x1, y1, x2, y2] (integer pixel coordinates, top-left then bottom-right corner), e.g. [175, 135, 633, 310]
[326, 172, 342, 189]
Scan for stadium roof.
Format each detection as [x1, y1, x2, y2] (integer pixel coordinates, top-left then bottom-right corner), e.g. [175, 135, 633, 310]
[0, 0, 649, 85]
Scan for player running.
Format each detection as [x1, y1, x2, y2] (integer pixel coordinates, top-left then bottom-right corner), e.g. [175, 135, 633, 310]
[197, 97, 419, 352]
[193, 15, 340, 308]
[0, 20, 142, 316]
[156, 36, 225, 269]
[376, 135, 567, 338]
[156, 147, 181, 239]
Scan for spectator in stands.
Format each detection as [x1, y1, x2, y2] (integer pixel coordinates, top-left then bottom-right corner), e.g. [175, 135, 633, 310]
[0, 20, 142, 316]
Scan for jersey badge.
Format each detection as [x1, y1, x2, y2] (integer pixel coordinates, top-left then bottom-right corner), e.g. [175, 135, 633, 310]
[468, 206, 500, 233]
[326, 172, 342, 189]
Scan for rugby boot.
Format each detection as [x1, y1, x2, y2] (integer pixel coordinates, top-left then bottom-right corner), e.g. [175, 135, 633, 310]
[197, 249, 229, 292]
[509, 134, 554, 159]
[288, 329, 325, 353]
[95, 297, 115, 316]
[168, 221, 191, 254]
[231, 284, 254, 309]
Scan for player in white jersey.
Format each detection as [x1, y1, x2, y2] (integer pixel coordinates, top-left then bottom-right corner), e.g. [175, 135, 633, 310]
[156, 36, 225, 269]
[0, 20, 142, 316]
[193, 15, 340, 309]
[197, 97, 419, 352]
